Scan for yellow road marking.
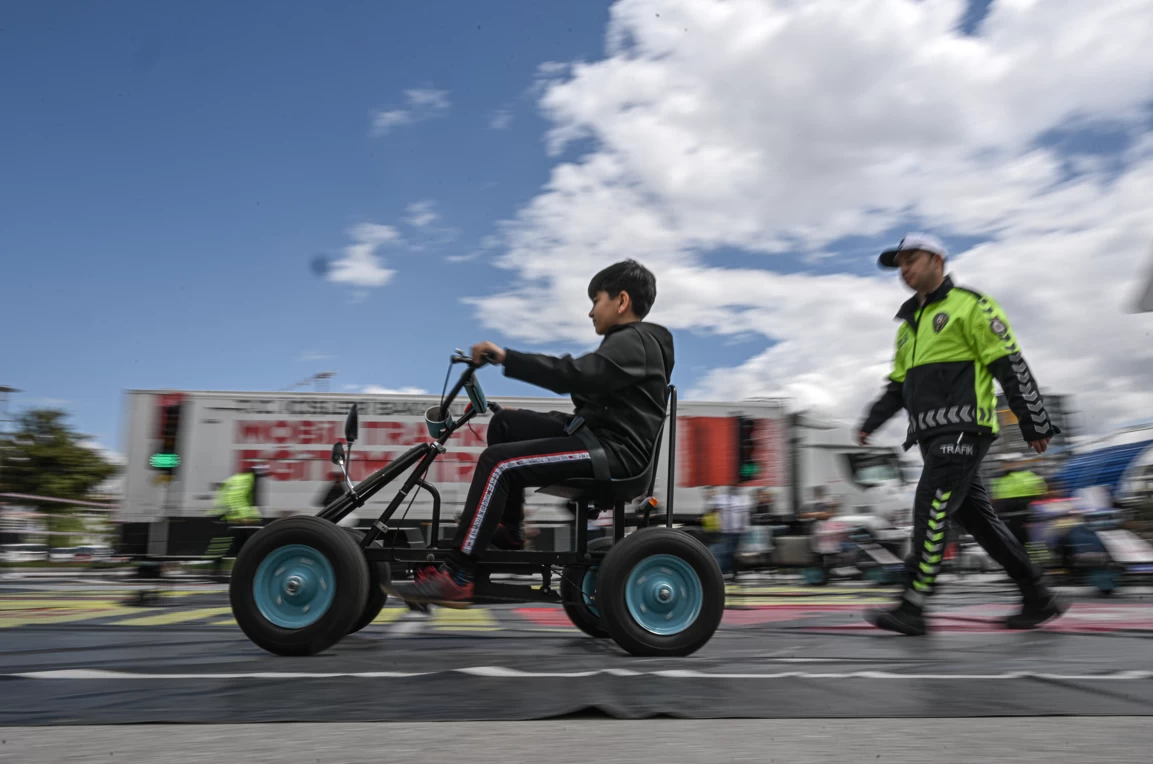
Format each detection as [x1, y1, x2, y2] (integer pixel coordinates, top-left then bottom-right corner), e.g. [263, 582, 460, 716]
[372, 608, 407, 625]
[726, 596, 893, 607]
[724, 585, 893, 596]
[109, 607, 235, 627]
[0, 606, 138, 628]
[0, 599, 123, 611]
[431, 608, 500, 631]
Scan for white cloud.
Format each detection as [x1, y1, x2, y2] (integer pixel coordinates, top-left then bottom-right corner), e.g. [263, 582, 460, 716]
[326, 223, 399, 288]
[405, 200, 439, 228]
[445, 252, 483, 263]
[371, 88, 451, 136]
[490, 109, 514, 130]
[81, 439, 126, 467]
[468, 0, 1153, 442]
[361, 385, 428, 395]
[30, 397, 72, 407]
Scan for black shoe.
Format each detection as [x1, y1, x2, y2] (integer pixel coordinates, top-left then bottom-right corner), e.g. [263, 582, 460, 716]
[865, 602, 927, 636]
[489, 522, 526, 550]
[1006, 590, 1068, 630]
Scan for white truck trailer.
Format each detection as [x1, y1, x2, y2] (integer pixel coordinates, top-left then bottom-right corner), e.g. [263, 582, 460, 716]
[116, 389, 913, 556]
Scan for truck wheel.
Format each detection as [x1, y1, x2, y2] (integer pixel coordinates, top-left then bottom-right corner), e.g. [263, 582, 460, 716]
[230, 516, 368, 656]
[343, 529, 393, 634]
[597, 528, 725, 657]
[561, 537, 613, 638]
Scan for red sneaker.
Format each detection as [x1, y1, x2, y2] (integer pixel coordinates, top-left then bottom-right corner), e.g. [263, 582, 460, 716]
[384, 567, 474, 609]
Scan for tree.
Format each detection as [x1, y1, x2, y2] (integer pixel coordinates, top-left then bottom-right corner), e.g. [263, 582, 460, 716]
[0, 409, 119, 533]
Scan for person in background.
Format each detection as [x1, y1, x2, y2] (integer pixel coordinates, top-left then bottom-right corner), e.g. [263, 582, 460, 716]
[992, 457, 1048, 548]
[205, 463, 268, 580]
[724, 487, 753, 580]
[753, 488, 775, 524]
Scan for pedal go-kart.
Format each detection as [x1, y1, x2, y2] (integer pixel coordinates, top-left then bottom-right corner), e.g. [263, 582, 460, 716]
[228, 351, 725, 657]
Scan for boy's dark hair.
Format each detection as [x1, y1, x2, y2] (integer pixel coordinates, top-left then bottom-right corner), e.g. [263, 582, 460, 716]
[587, 259, 657, 319]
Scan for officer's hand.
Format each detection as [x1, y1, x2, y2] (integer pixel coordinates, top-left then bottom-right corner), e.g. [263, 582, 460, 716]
[857, 431, 870, 446]
[1028, 437, 1050, 454]
[471, 341, 506, 366]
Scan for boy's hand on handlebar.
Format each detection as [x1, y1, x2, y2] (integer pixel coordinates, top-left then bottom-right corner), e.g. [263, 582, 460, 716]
[470, 341, 506, 366]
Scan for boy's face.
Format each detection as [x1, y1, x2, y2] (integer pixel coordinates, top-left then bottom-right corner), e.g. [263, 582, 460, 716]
[590, 290, 636, 334]
[588, 289, 630, 335]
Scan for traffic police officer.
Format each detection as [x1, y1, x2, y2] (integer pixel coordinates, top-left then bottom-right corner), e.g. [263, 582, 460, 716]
[857, 233, 1067, 635]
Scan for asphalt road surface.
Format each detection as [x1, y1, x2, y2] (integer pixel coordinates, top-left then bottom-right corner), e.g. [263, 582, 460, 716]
[2, 719, 1149, 764]
[2, 573, 1150, 726]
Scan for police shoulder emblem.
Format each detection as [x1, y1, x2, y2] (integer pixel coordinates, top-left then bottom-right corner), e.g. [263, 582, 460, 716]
[989, 317, 1008, 337]
[932, 312, 949, 333]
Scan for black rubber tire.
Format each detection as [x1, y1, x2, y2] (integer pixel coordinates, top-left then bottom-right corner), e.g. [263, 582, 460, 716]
[344, 528, 393, 635]
[597, 528, 725, 657]
[230, 515, 369, 656]
[561, 537, 614, 639]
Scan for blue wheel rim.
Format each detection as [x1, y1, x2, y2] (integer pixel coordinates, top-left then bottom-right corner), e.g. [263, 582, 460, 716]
[581, 567, 599, 617]
[624, 554, 702, 636]
[253, 544, 336, 629]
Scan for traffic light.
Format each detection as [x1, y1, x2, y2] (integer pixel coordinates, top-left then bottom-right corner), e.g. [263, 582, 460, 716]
[736, 416, 758, 483]
[150, 395, 184, 473]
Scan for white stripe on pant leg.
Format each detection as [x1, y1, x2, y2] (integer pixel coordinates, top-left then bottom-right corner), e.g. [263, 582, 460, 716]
[461, 450, 591, 554]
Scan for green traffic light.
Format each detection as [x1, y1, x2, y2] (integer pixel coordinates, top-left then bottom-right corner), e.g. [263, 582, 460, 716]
[150, 453, 181, 469]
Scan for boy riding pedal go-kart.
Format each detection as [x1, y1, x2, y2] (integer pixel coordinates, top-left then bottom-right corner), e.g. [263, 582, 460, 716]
[384, 259, 676, 608]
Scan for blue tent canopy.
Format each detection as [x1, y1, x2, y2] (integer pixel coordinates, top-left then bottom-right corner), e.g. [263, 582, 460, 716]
[1053, 439, 1153, 495]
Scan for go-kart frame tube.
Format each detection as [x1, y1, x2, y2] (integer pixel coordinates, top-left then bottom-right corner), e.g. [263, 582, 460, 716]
[317, 359, 484, 531]
[317, 403, 481, 546]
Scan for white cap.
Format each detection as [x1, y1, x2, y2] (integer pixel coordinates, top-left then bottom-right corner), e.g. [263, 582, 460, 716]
[879, 232, 948, 268]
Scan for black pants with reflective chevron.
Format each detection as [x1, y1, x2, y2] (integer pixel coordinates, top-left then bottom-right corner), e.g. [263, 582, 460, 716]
[902, 433, 1041, 607]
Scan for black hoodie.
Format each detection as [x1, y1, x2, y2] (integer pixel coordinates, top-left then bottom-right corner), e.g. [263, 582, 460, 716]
[502, 321, 675, 476]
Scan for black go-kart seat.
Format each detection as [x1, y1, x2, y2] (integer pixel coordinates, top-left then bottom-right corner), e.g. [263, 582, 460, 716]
[535, 386, 672, 507]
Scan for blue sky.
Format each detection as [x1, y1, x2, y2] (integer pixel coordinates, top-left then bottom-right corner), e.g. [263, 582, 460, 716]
[1, 1, 620, 449]
[3, 0, 1152, 455]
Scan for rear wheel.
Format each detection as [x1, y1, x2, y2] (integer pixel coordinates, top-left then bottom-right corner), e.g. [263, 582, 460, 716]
[230, 516, 368, 656]
[597, 528, 724, 657]
[561, 537, 613, 638]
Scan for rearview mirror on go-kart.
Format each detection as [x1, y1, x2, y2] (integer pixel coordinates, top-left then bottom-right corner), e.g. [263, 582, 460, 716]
[345, 404, 359, 444]
[330, 441, 345, 466]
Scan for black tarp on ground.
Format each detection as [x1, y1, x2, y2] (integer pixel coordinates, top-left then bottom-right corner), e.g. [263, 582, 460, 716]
[2, 621, 1151, 724]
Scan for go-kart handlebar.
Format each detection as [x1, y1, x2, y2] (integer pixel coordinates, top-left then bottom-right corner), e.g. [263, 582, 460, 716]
[449, 350, 500, 367]
[433, 349, 501, 427]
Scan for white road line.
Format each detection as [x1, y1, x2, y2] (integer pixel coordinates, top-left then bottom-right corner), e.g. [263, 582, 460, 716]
[6, 668, 1150, 681]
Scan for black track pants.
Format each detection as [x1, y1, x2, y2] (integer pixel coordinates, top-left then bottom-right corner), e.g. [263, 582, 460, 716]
[902, 433, 1041, 607]
[450, 409, 618, 564]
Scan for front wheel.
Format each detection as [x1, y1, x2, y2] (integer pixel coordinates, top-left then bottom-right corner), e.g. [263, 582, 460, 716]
[230, 516, 369, 656]
[597, 528, 724, 657]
